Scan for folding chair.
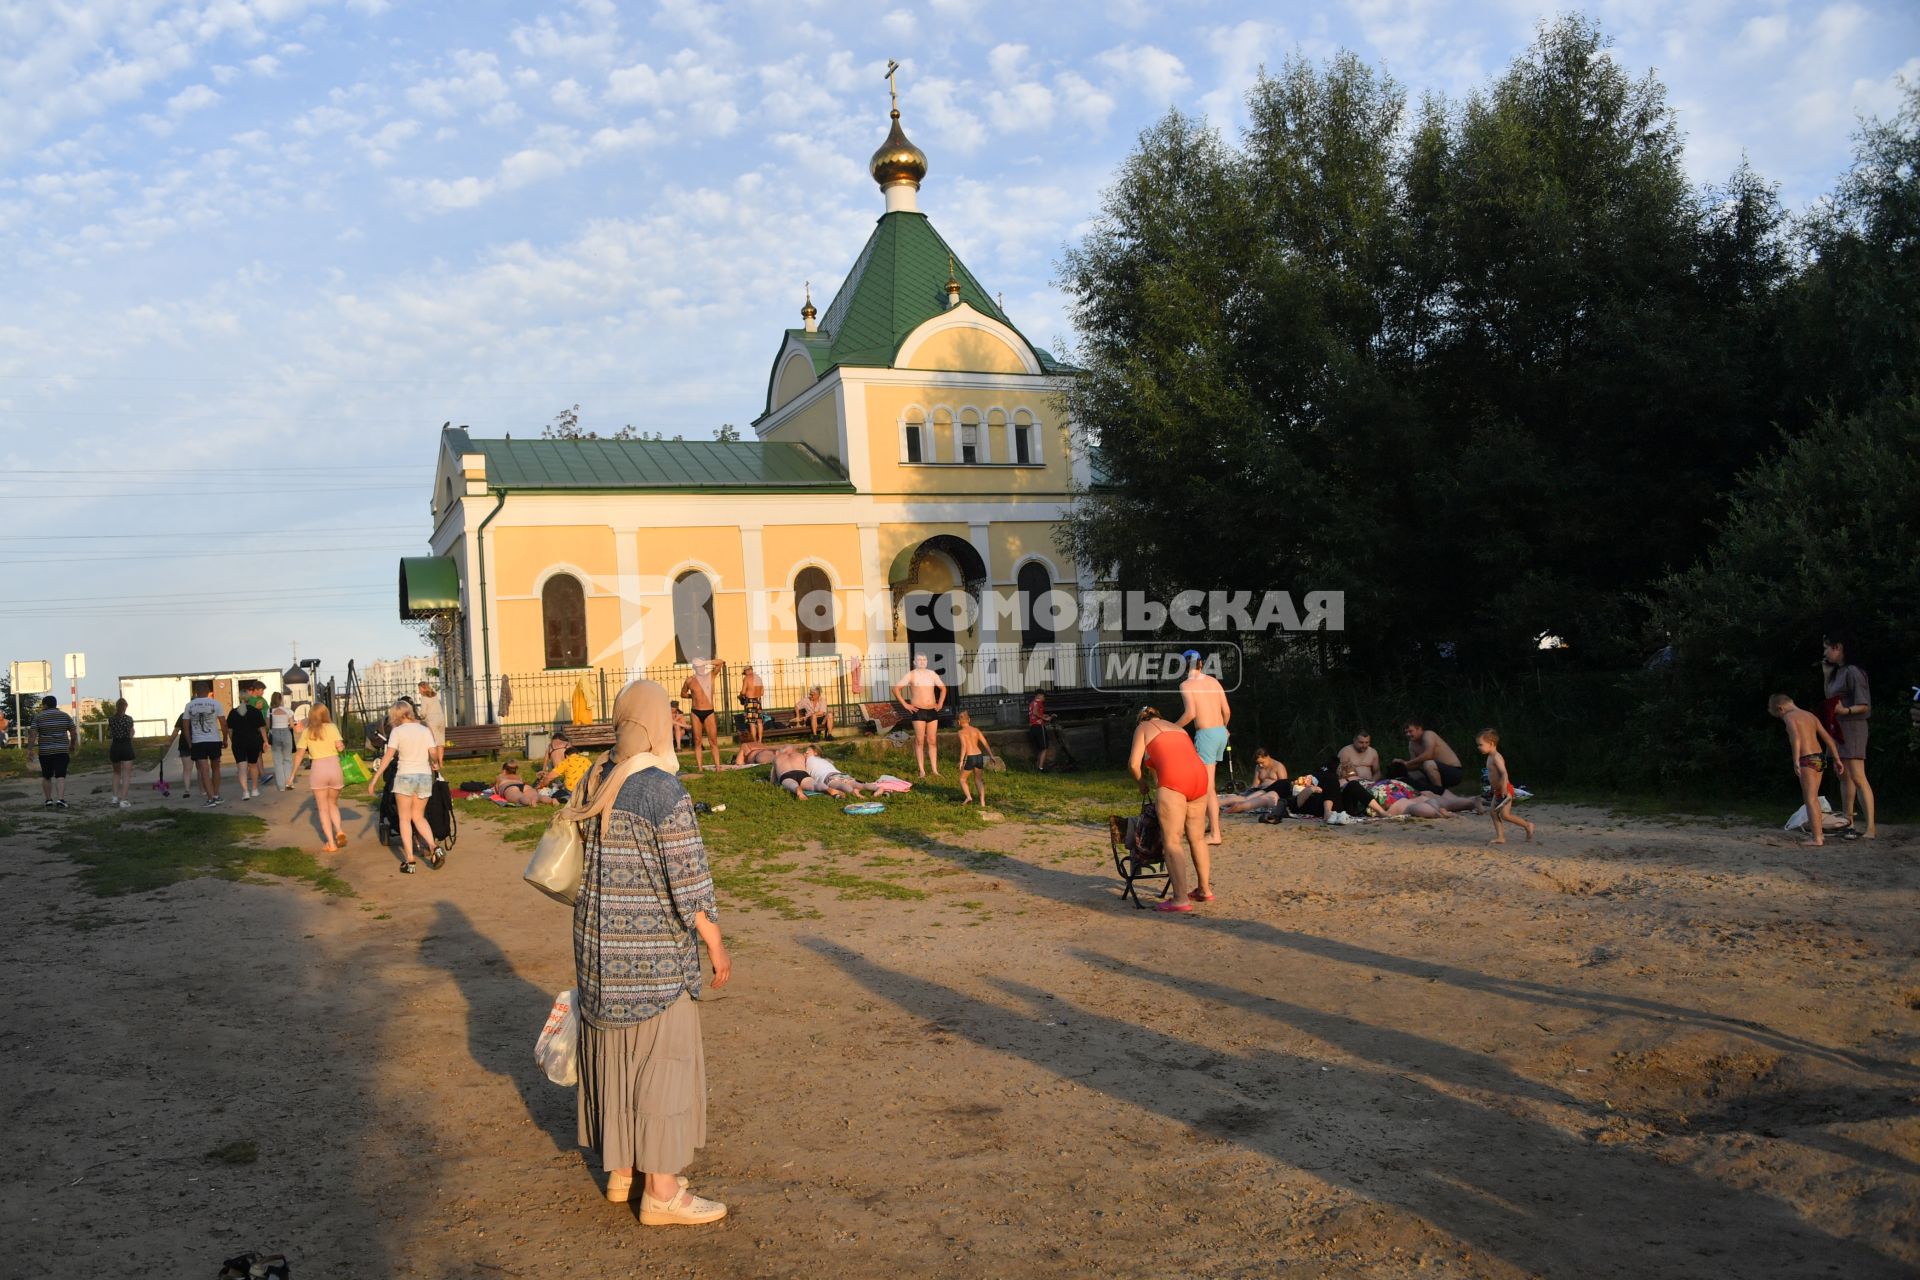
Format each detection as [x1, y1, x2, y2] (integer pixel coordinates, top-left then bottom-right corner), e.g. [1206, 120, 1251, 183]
[1108, 802, 1170, 908]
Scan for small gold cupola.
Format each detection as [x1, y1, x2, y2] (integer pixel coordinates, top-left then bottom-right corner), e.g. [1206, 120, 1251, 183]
[945, 255, 961, 309]
[869, 59, 927, 214]
[801, 280, 818, 333]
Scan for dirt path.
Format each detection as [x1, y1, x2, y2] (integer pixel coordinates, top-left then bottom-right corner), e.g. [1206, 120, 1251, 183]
[1, 771, 1915, 1278]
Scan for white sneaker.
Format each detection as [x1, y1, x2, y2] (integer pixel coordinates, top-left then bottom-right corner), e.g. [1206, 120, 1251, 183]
[1326, 811, 1349, 825]
[118, 800, 132, 810]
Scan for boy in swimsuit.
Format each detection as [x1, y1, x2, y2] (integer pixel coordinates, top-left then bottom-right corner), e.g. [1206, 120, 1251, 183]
[953, 712, 995, 807]
[1769, 694, 1844, 846]
[1475, 729, 1535, 844]
[670, 701, 691, 751]
[679, 658, 726, 771]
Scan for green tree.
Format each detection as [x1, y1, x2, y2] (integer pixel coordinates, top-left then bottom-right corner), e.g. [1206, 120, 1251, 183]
[543, 404, 639, 440]
[716, 423, 741, 442]
[1639, 396, 1920, 788]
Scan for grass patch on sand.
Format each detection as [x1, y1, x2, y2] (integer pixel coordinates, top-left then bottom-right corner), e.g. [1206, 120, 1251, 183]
[441, 742, 1130, 913]
[62, 809, 352, 898]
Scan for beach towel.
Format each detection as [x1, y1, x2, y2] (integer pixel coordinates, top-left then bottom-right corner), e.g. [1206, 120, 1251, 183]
[870, 775, 914, 793]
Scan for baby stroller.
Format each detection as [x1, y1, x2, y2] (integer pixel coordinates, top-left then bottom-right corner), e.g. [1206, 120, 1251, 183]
[374, 757, 458, 859]
[1107, 800, 1169, 908]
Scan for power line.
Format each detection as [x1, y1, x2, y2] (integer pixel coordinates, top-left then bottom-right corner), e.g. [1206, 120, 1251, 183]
[3, 544, 418, 565]
[2, 466, 409, 475]
[0, 528, 420, 540]
[19, 584, 393, 604]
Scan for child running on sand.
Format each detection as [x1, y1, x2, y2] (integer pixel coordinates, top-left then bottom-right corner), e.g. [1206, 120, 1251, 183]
[954, 712, 995, 807]
[1476, 729, 1535, 844]
[1769, 694, 1845, 846]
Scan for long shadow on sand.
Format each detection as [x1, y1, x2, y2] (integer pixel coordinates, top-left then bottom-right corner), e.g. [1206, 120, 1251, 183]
[416, 900, 576, 1153]
[806, 937, 1910, 1279]
[894, 827, 1920, 1082]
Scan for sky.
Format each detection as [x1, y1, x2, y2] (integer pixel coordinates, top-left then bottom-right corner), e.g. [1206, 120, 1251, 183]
[3, 0, 1916, 702]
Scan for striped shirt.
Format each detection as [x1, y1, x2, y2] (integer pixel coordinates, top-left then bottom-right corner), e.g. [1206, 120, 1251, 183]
[572, 767, 719, 1027]
[32, 708, 76, 753]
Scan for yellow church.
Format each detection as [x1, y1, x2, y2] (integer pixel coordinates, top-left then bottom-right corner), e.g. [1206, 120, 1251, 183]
[400, 88, 1092, 726]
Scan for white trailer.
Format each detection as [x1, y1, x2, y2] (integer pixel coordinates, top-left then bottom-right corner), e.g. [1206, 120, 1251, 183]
[117, 669, 286, 738]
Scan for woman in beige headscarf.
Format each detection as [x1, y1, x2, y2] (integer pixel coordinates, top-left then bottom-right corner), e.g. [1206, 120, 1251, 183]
[570, 679, 733, 1226]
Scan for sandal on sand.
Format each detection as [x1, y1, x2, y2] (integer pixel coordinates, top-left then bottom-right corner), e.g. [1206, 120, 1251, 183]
[334, 834, 349, 849]
[607, 1173, 687, 1202]
[1193, 890, 1216, 902]
[639, 1188, 727, 1226]
[1154, 900, 1194, 913]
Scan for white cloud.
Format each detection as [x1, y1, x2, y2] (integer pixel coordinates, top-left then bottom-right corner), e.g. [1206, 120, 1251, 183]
[881, 10, 917, 40]
[406, 50, 512, 118]
[247, 54, 283, 76]
[167, 84, 222, 115]
[1735, 14, 1790, 58]
[1057, 72, 1116, 130]
[1095, 44, 1192, 103]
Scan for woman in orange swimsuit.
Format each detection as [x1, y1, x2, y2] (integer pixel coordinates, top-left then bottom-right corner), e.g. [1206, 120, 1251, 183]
[1128, 708, 1213, 912]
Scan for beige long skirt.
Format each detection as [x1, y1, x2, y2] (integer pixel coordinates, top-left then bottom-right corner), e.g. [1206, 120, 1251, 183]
[576, 993, 706, 1174]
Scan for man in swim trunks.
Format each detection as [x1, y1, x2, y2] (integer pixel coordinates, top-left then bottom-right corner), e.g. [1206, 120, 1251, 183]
[1172, 650, 1231, 846]
[1389, 718, 1464, 794]
[733, 743, 779, 767]
[891, 653, 947, 778]
[738, 665, 765, 744]
[1770, 693, 1845, 846]
[771, 744, 816, 799]
[1336, 730, 1381, 782]
[802, 745, 872, 798]
[679, 658, 726, 771]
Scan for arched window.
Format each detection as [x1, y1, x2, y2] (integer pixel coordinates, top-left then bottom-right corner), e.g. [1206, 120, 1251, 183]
[1017, 561, 1056, 650]
[1012, 410, 1036, 465]
[542, 573, 587, 669]
[903, 409, 926, 464]
[794, 566, 837, 655]
[958, 408, 982, 464]
[672, 570, 716, 664]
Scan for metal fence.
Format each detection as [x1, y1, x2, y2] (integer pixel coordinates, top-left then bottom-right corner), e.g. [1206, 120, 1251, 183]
[398, 642, 1176, 731]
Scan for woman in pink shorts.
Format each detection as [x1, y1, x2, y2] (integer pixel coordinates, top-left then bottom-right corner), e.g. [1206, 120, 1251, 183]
[286, 704, 348, 852]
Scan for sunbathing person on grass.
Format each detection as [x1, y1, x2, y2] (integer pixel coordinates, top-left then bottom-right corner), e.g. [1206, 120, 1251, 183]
[493, 761, 559, 806]
[803, 746, 876, 799]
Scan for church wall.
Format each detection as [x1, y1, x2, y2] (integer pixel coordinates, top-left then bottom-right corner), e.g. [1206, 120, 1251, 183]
[760, 386, 843, 472]
[859, 382, 1072, 497]
[900, 326, 1030, 374]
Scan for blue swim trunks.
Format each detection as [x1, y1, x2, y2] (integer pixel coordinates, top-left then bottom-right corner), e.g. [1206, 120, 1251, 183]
[1192, 725, 1229, 764]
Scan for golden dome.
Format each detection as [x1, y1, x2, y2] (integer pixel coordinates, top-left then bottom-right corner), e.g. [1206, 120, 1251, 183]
[869, 108, 927, 190]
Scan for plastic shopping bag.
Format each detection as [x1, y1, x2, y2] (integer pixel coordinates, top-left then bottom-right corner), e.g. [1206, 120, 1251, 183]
[339, 752, 370, 787]
[535, 989, 579, 1086]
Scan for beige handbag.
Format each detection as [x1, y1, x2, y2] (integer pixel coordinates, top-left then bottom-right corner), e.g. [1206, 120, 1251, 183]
[524, 809, 586, 904]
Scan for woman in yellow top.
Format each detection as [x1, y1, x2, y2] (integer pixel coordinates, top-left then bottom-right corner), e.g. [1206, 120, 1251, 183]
[286, 704, 349, 853]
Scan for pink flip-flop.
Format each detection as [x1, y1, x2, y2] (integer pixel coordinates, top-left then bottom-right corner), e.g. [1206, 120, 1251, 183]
[1154, 900, 1194, 913]
[1193, 890, 1215, 902]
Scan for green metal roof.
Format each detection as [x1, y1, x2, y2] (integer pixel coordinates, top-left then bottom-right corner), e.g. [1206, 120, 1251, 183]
[445, 428, 852, 492]
[762, 211, 1076, 414]
[399, 556, 461, 617]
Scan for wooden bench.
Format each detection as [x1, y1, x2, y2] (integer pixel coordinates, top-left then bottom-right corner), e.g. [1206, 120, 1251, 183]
[1033, 689, 1133, 720]
[553, 722, 615, 751]
[733, 711, 814, 742]
[443, 724, 504, 761]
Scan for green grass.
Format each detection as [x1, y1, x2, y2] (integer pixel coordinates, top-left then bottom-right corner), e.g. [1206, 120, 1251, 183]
[439, 743, 1132, 916]
[59, 809, 353, 898]
[0, 740, 175, 779]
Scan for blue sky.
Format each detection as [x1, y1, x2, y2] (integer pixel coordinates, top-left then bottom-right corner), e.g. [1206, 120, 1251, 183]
[4, 0, 1916, 701]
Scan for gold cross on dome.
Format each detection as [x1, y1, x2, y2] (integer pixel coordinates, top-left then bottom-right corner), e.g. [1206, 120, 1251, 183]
[884, 60, 900, 112]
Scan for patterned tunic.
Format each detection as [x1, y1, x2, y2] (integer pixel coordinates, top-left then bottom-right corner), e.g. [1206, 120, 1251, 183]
[572, 767, 719, 1028]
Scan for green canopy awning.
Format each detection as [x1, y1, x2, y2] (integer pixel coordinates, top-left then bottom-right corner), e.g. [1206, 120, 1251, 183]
[399, 557, 461, 618]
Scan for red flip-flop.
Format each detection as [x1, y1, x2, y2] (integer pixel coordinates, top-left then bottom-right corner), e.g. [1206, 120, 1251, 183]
[1193, 890, 1215, 902]
[1154, 900, 1194, 913]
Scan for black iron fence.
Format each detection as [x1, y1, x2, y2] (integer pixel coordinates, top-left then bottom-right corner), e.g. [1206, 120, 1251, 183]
[369, 639, 1239, 733]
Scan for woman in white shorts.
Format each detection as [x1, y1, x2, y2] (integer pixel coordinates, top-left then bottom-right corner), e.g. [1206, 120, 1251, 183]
[367, 699, 444, 873]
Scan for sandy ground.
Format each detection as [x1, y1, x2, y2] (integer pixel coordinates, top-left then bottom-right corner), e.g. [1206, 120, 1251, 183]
[1, 767, 1916, 1279]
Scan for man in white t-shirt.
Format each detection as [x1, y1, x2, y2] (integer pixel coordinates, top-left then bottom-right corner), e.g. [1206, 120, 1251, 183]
[182, 679, 228, 807]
